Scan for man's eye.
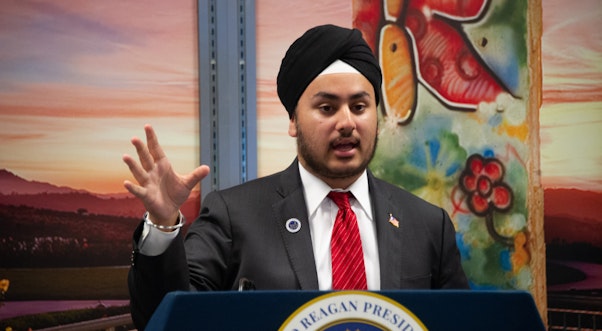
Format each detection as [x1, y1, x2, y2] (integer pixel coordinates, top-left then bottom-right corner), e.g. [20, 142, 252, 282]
[319, 105, 333, 112]
[353, 104, 367, 112]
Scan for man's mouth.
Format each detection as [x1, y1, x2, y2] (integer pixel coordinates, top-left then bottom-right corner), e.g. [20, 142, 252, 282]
[334, 143, 356, 151]
[332, 139, 359, 156]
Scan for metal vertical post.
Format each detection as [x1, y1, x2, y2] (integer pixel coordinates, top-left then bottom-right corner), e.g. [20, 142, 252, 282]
[199, 0, 256, 199]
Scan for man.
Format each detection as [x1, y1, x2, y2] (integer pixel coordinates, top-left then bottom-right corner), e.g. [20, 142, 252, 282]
[123, 24, 469, 330]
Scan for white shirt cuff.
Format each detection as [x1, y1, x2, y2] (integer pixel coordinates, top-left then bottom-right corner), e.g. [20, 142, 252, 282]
[138, 221, 179, 256]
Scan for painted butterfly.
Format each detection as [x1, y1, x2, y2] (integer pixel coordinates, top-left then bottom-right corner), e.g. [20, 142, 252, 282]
[353, 0, 511, 125]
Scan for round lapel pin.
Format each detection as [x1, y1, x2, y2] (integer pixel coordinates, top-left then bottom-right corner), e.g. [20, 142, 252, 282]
[285, 218, 301, 233]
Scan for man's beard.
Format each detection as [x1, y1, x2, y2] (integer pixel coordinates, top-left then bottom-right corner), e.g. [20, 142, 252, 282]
[296, 123, 378, 181]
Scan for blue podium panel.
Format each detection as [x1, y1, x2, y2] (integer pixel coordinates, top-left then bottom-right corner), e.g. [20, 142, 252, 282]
[146, 290, 545, 331]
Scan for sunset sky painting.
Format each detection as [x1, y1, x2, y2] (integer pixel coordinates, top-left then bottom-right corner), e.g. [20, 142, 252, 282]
[539, 0, 602, 192]
[0, 1, 200, 194]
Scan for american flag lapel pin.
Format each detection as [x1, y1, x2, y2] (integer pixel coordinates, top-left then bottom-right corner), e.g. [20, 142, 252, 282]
[388, 213, 399, 228]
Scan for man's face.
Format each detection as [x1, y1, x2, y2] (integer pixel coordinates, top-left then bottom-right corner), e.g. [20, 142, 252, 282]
[288, 72, 378, 189]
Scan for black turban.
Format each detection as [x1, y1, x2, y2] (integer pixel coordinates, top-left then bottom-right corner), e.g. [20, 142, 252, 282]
[276, 24, 382, 118]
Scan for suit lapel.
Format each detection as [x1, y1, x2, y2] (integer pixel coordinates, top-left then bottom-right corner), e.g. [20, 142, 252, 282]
[369, 173, 404, 289]
[272, 161, 319, 289]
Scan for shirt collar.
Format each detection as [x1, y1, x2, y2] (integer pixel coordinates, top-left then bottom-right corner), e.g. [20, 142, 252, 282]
[298, 162, 373, 221]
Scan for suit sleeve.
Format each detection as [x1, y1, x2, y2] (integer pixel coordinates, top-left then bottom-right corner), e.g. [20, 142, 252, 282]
[435, 209, 470, 289]
[184, 190, 234, 291]
[128, 221, 190, 330]
[127, 190, 237, 329]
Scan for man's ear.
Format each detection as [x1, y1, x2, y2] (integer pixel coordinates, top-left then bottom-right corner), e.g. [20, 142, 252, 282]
[288, 116, 297, 137]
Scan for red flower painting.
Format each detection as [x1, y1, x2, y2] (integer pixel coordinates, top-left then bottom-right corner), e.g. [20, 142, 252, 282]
[459, 154, 513, 216]
[459, 154, 514, 246]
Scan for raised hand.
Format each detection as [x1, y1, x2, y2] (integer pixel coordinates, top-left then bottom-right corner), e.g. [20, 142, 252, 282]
[122, 124, 210, 229]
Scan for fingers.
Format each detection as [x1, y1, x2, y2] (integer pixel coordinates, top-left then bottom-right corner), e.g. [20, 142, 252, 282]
[123, 125, 171, 189]
[131, 136, 154, 172]
[124, 125, 210, 202]
[126, 124, 163, 174]
[123, 179, 147, 199]
[122, 153, 149, 185]
[144, 124, 167, 162]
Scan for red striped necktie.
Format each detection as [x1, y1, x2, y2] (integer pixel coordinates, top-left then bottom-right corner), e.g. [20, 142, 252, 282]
[327, 191, 368, 290]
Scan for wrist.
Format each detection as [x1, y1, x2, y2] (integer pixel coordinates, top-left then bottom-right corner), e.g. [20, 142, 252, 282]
[144, 211, 185, 232]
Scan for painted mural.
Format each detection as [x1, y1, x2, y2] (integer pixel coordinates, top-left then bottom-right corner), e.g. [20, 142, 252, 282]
[352, 0, 534, 290]
[0, 1, 199, 328]
[540, 0, 602, 327]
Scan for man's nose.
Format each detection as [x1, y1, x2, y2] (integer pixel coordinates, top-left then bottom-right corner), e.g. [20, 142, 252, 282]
[336, 105, 356, 135]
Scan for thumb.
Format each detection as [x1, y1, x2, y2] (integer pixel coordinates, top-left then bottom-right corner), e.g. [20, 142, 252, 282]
[183, 165, 211, 189]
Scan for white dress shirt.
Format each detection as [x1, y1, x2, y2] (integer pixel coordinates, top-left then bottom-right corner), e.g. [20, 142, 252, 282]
[298, 163, 380, 290]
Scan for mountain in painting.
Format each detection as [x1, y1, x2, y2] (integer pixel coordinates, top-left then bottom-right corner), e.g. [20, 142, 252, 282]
[0, 168, 201, 220]
[0, 169, 88, 195]
[544, 188, 602, 248]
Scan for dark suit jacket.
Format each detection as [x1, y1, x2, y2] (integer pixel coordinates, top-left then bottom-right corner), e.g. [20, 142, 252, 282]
[128, 160, 468, 329]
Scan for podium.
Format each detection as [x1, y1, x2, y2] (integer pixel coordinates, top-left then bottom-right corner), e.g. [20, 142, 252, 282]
[146, 290, 545, 330]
